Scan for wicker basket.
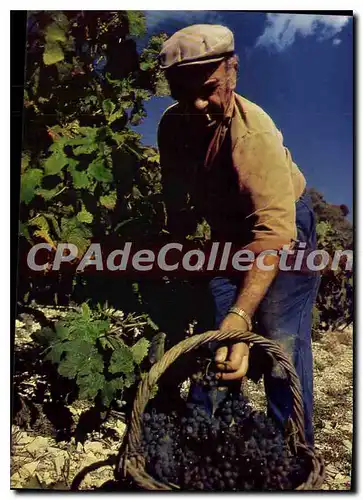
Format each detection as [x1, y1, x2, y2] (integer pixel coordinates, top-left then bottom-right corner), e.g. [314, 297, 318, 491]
[116, 328, 326, 491]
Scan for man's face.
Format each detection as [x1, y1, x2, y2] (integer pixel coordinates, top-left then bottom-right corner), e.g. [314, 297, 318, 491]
[166, 58, 236, 129]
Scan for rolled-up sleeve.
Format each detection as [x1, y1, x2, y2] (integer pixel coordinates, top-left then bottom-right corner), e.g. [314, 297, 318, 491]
[232, 131, 297, 254]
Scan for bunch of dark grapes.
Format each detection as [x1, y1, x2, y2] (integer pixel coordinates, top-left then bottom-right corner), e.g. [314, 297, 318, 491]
[140, 370, 308, 491]
[140, 410, 180, 485]
[191, 370, 219, 390]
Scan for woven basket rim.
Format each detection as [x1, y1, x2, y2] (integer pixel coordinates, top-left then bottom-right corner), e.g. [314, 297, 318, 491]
[118, 328, 326, 491]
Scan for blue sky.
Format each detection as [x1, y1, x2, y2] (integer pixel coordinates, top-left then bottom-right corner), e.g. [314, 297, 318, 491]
[132, 12, 353, 214]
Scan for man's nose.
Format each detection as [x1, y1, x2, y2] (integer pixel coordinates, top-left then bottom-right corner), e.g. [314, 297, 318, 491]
[193, 97, 209, 112]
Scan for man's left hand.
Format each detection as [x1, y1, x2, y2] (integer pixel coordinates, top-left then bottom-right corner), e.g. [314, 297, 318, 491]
[215, 313, 250, 381]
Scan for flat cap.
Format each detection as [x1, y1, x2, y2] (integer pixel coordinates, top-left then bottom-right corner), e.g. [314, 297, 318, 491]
[158, 24, 234, 70]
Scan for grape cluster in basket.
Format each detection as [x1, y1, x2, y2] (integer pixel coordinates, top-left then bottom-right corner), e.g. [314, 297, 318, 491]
[140, 370, 308, 491]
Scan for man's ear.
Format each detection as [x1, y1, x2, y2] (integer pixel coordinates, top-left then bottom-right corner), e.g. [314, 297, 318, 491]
[231, 54, 239, 71]
[226, 55, 238, 90]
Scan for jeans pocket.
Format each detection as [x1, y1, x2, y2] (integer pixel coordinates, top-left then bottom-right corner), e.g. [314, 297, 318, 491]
[295, 194, 317, 250]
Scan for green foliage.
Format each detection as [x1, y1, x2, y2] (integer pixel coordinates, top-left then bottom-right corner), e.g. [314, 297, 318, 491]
[76, 205, 94, 224]
[21, 169, 43, 204]
[100, 191, 117, 210]
[59, 217, 92, 254]
[28, 214, 57, 248]
[127, 11, 147, 37]
[35, 303, 152, 407]
[69, 167, 89, 189]
[131, 337, 151, 364]
[88, 156, 113, 183]
[43, 19, 68, 65]
[20, 11, 168, 306]
[309, 188, 353, 331]
[43, 149, 69, 175]
[308, 188, 352, 247]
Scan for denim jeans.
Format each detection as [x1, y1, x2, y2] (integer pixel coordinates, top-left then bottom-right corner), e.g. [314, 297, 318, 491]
[189, 191, 320, 446]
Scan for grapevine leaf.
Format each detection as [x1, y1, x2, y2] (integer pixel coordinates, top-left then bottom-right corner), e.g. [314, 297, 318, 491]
[100, 381, 117, 407]
[28, 215, 47, 230]
[43, 19, 68, 67]
[131, 338, 150, 365]
[54, 322, 70, 340]
[100, 378, 124, 407]
[109, 344, 134, 375]
[45, 22, 67, 43]
[77, 351, 104, 376]
[43, 41, 64, 66]
[64, 316, 109, 343]
[60, 217, 92, 255]
[124, 370, 136, 388]
[48, 138, 66, 152]
[73, 142, 99, 155]
[56, 356, 80, 378]
[73, 144, 98, 156]
[67, 158, 79, 169]
[45, 341, 67, 364]
[88, 158, 113, 183]
[44, 150, 69, 175]
[57, 341, 99, 378]
[69, 168, 90, 189]
[33, 229, 55, 248]
[77, 372, 105, 401]
[78, 126, 98, 137]
[35, 185, 63, 200]
[81, 302, 91, 321]
[20, 168, 43, 204]
[111, 377, 125, 392]
[28, 214, 50, 238]
[92, 319, 110, 335]
[99, 191, 117, 210]
[76, 205, 94, 224]
[27, 213, 56, 248]
[67, 137, 91, 146]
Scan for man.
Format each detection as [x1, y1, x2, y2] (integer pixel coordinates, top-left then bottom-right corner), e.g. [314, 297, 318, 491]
[157, 24, 320, 446]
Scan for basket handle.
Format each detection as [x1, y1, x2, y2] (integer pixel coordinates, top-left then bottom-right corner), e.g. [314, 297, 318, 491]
[121, 328, 306, 472]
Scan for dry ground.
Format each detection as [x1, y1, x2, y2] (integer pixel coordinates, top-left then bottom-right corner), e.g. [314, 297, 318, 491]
[11, 307, 353, 490]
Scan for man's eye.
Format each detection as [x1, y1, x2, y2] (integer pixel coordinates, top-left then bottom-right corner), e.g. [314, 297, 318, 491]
[170, 83, 217, 103]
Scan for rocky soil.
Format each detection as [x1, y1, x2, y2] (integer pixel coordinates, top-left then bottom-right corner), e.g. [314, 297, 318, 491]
[11, 306, 353, 490]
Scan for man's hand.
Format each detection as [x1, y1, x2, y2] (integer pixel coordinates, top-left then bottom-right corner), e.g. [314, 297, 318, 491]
[215, 313, 250, 381]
